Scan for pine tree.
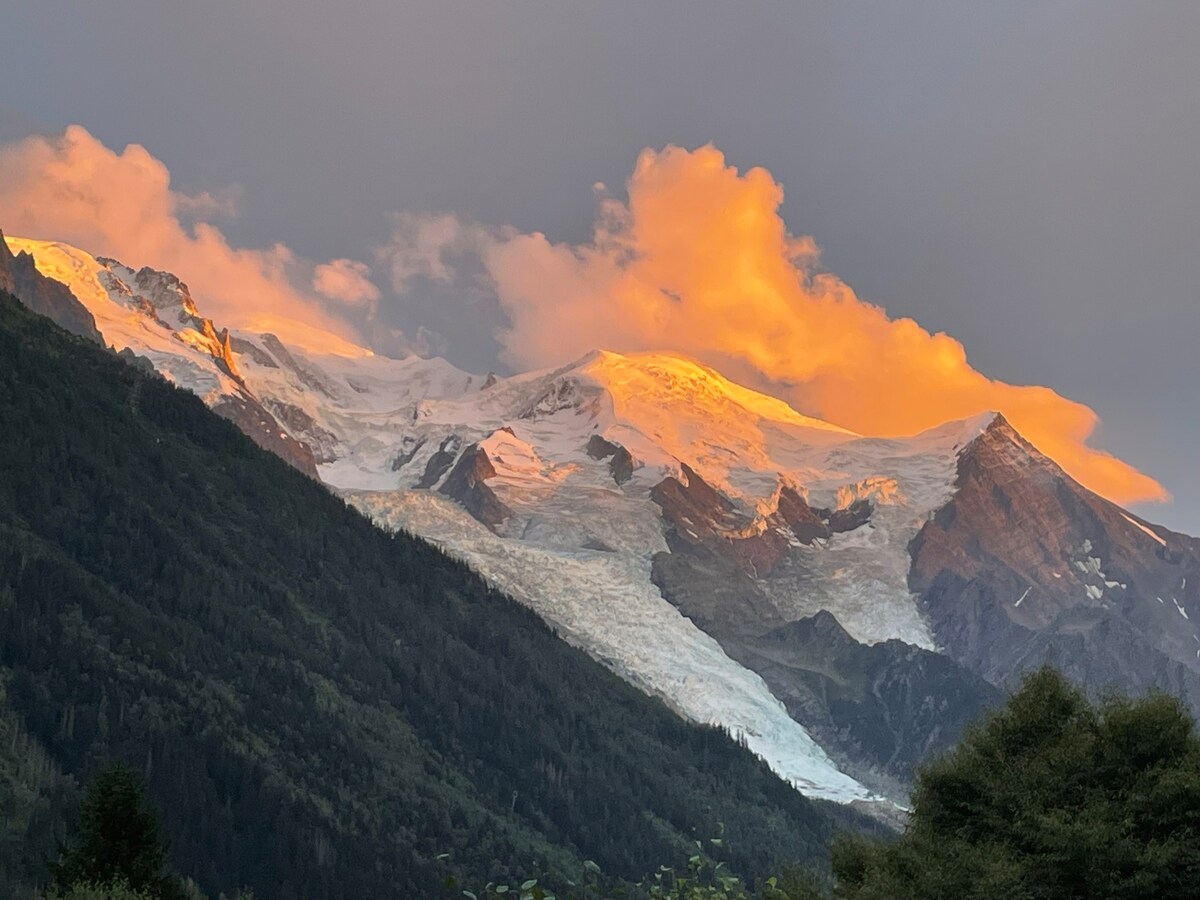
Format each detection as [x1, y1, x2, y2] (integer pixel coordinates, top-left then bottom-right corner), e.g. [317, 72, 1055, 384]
[49, 763, 185, 899]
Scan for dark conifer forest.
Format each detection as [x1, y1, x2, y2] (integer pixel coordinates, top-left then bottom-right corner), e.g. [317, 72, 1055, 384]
[0, 291, 873, 898]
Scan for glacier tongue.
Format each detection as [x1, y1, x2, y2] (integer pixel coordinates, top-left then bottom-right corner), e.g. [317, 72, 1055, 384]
[348, 488, 875, 803]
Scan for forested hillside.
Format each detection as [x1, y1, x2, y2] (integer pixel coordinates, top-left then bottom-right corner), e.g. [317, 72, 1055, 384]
[0, 292, 872, 898]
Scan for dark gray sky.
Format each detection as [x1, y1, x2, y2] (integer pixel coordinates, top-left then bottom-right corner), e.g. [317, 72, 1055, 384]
[2, 1, 1197, 532]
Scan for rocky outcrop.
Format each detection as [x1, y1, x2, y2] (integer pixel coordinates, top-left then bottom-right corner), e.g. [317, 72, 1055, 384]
[652, 466, 873, 578]
[776, 487, 831, 544]
[96, 255, 246, 385]
[438, 444, 512, 528]
[585, 434, 635, 485]
[0, 232, 102, 344]
[116, 347, 157, 375]
[93, 258, 203, 323]
[390, 436, 426, 472]
[211, 395, 319, 478]
[651, 464, 785, 575]
[229, 336, 279, 368]
[516, 374, 605, 420]
[258, 333, 339, 399]
[416, 436, 462, 489]
[213, 326, 243, 384]
[911, 414, 1200, 711]
[825, 498, 872, 534]
[261, 400, 340, 464]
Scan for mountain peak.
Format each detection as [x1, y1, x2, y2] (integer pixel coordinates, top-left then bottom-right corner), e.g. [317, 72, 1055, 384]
[573, 346, 857, 434]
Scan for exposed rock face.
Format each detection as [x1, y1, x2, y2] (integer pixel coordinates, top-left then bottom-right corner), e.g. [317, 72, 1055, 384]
[211, 395, 319, 478]
[516, 374, 605, 420]
[390, 436, 426, 472]
[438, 444, 512, 528]
[0, 232, 102, 344]
[96, 255, 246, 385]
[911, 415, 1200, 710]
[776, 487, 831, 544]
[416, 436, 462, 489]
[585, 434, 616, 459]
[652, 466, 873, 578]
[93, 258, 203, 323]
[825, 498, 872, 534]
[258, 333, 339, 399]
[261, 399, 341, 464]
[229, 336, 279, 368]
[652, 463, 782, 576]
[735, 611, 1000, 791]
[585, 434, 635, 485]
[116, 347, 157, 375]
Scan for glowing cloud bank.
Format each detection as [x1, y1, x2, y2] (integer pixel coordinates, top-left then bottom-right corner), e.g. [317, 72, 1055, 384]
[0, 125, 373, 355]
[385, 145, 1164, 505]
[0, 128, 1164, 504]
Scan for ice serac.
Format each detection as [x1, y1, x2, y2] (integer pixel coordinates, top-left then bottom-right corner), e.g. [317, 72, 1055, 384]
[911, 414, 1200, 706]
[0, 231, 102, 344]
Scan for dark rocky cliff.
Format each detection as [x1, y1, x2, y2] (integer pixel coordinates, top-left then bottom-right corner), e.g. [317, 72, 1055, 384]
[0, 231, 102, 344]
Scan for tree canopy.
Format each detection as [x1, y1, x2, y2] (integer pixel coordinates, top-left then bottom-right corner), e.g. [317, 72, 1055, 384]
[833, 667, 1200, 899]
[49, 763, 184, 899]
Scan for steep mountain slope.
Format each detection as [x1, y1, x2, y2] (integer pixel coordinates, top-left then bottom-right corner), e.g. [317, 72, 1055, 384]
[0, 290, 879, 898]
[912, 415, 1200, 705]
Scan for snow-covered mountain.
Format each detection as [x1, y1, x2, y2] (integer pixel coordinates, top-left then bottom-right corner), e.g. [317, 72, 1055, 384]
[8, 233, 1198, 807]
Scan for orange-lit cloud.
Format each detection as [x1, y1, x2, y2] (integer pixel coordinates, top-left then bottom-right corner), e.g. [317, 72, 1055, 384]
[0, 125, 362, 352]
[382, 211, 498, 288]
[388, 145, 1165, 505]
[313, 258, 380, 307]
[0, 128, 1165, 503]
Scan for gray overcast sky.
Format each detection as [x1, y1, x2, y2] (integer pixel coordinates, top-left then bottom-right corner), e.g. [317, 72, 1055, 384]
[1, 1, 1197, 532]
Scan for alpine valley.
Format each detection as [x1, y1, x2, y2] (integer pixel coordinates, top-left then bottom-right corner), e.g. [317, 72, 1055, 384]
[5, 230, 1199, 818]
